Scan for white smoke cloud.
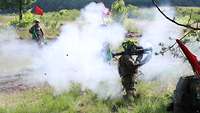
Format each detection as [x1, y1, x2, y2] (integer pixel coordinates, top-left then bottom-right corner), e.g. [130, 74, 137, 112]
[0, 27, 40, 75]
[0, 3, 126, 98]
[35, 2, 126, 98]
[137, 7, 193, 85]
[2, 2, 198, 98]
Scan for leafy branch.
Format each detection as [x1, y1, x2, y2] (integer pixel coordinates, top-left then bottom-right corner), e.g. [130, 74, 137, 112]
[152, 0, 200, 30]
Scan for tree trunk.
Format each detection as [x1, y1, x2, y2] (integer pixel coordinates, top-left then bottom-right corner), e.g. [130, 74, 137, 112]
[19, 0, 23, 21]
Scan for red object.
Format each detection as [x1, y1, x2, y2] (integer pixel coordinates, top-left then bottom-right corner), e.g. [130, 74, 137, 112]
[176, 39, 200, 77]
[34, 5, 43, 16]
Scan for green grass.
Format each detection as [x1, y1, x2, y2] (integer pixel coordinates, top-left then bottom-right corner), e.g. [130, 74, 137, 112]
[133, 81, 172, 113]
[0, 82, 172, 113]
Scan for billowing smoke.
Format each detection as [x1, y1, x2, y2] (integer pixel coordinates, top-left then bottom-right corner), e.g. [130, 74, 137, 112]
[2, 2, 198, 97]
[35, 2, 126, 98]
[137, 7, 193, 85]
[0, 27, 46, 87]
[0, 3, 126, 98]
[0, 27, 40, 76]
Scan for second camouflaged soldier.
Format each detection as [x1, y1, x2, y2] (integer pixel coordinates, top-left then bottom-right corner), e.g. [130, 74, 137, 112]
[29, 19, 45, 46]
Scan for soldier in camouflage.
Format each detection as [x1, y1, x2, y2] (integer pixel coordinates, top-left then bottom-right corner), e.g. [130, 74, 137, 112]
[29, 19, 45, 46]
[113, 40, 152, 97]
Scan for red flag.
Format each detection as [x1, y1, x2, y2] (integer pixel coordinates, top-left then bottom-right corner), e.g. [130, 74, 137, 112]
[34, 5, 43, 16]
[176, 39, 200, 77]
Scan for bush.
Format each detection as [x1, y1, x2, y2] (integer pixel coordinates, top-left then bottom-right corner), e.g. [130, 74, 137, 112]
[9, 12, 35, 28]
[111, 0, 128, 22]
[39, 9, 80, 37]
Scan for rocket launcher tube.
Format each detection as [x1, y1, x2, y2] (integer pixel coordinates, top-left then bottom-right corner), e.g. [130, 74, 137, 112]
[112, 47, 152, 57]
[112, 47, 152, 66]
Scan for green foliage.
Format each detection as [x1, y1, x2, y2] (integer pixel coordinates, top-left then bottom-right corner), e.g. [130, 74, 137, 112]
[0, 108, 6, 113]
[9, 11, 35, 27]
[39, 9, 80, 37]
[112, 0, 127, 14]
[111, 0, 128, 22]
[176, 7, 200, 39]
[133, 81, 171, 113]
[133, 96, 169, 113]
[7, 9, 80, 38]
[0, 81, 172, 113]
[176, 7, 200, 23]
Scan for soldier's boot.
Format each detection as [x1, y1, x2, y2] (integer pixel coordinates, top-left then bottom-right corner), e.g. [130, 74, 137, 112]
[123, 88, 135, 102]
[126, 90, 136, 97]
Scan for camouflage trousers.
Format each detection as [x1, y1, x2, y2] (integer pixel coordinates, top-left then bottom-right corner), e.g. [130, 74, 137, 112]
[33, 35, 45, 46]
[121, 75, 136, 96]
[118, 55, 138, 96]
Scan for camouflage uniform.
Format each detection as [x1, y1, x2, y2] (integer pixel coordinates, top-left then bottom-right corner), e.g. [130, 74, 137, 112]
[29, 21, 44, 45]
[113, 40, 152, 97]
[118, 55, 138, 96]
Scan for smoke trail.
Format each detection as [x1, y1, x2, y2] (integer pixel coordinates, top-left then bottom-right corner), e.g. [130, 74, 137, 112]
[137, 7, 193, 84]
[35, 2, 126, 98]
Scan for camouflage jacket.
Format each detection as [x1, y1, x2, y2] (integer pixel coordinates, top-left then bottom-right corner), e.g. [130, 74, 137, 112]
[29, 24, 44, 41]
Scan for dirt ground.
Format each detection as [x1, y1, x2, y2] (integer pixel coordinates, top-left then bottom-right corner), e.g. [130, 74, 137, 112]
[0, 74, 32, 92]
